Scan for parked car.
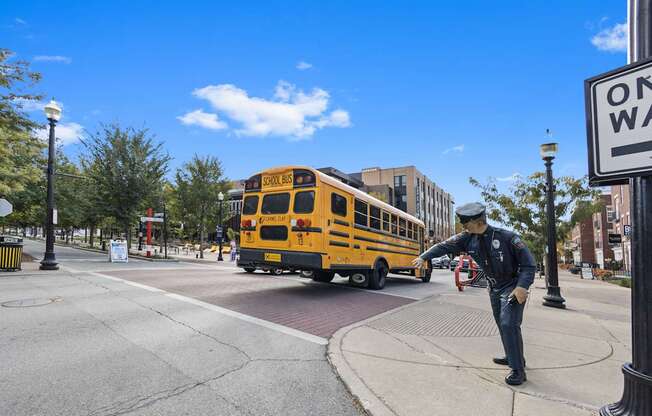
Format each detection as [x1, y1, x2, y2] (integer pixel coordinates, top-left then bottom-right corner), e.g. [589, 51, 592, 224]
[569, 264, 581, 275]
[449, 256, 460, 271]
[432, 255, 450, 269]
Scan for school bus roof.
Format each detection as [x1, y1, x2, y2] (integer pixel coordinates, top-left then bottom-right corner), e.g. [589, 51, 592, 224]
[252, 166, 425, 228]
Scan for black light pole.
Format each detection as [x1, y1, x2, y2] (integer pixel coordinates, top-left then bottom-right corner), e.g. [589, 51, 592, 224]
[40, 100, 62, 271]
[600, 1, 652, 414]
[163, 203, 168, 259]
[217, 191, 224, 261]
[540, 141, 565, 309]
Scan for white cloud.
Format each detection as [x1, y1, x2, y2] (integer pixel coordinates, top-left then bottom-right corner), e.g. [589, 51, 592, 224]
[33, 55, 72, 64]
[36, 122, 84, 145]
[182, 80, 351, 139]
[496, 172, 521, 182]
[442, 144, 464, 155]
[296, 61, 313, 70]
[14, 18, 27, 25]
[177, 109, 228, 130]
[13, 98, 45, 112]
[591, 23, 627, 52]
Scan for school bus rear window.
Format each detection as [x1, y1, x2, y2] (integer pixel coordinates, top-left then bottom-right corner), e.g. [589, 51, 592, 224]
[243, 196, 259, 215]
[294, 191, 315, 214]
[262, 193, 290, 214]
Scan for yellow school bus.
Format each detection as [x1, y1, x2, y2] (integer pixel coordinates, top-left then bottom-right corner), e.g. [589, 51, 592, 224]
[237, 166, 432, 290]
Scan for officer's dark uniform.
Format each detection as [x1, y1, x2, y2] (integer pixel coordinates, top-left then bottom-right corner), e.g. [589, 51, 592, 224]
[419, 202, 536, 385]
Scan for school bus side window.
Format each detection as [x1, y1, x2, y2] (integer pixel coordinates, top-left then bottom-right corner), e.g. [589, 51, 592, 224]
[407, 222, 413, 239]
[370, 205, 381, 230]
[391, 214, 398, 235]
[294, 191, 315, 214]
[399, 218, 407, 237]
[331, 193, 347, 217]
[243, 196, 259, 215]
[382, 211, 390, 232]
[354, 199, 368, 226]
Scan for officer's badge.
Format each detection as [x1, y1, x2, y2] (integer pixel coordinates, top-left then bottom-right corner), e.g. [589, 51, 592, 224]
[492, 239, 500, 249]
[512, 236, 526, 249]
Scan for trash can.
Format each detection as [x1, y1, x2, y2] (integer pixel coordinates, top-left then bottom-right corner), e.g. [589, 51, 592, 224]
[0, 235, 23, 271]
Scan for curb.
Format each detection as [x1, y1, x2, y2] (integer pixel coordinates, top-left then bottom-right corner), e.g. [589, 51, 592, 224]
[327, 294, 440, 416]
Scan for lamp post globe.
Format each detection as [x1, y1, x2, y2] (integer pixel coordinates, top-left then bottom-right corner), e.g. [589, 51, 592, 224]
[40, 99, 62, 270]
[540, 141, 565, 308]
[217, 191, 224, 261]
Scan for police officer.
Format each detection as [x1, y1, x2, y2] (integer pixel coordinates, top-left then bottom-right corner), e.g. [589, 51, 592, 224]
[412, 202, 535, 385]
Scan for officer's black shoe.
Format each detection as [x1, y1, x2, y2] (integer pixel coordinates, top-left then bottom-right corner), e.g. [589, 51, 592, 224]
[505, 370, 527, 386]
[493, 357, 526, 367]
[493, 357, 509, 365]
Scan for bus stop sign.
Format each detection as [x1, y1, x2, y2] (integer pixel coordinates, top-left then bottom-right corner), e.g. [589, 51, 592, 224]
[585, 58, 652, 185]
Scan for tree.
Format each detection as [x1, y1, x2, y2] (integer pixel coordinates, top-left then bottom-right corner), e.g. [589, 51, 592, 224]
[469, 172, 602, 263]
[173, 155, 229, 258]
[0, 48, 43, 133]
[82, 124, 170, 248]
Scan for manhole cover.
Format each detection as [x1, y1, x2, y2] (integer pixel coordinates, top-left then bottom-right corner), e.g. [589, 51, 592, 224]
[1, 297, 62, 308]
[369, 299, 499, 337]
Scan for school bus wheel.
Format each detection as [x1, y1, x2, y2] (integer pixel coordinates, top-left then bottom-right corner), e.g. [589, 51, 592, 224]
[349, 271, 369, 288]
[243, 267, 256, 273]
[312, 270, 335, 283]
[368, 260, 388, 290]
[420, 266, 432, 283]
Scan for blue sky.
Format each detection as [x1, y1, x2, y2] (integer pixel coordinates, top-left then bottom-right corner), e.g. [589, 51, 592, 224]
[3, 0, 628, 204]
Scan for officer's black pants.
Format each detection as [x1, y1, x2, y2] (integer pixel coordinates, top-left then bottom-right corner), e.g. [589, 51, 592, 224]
[489, 283, 525, 371]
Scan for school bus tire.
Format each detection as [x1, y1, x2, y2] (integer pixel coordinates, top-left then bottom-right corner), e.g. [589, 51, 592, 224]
[420, 266, 432, 283]
[369, 260, 388, 290]
[312, 270, 335, 282]
[243, 267, 256, 273]
[300, 270, 314, 278]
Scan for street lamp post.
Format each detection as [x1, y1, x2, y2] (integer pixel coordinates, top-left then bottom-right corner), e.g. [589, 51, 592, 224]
[217, 191, 224, 261]
[540, 142, 565, 309]
[40, 100, 62, 271]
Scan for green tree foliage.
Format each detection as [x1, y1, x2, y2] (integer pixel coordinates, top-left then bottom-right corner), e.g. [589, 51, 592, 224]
[173, 155, 229, 258]
[82, 124, 170, 247]
[469, 173, 601, 263]
[0, 48, 43, 133]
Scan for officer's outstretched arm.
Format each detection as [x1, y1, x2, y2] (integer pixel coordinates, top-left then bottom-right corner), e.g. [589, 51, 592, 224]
[419, 233, 470, 262]
[511, 236, 536, 290]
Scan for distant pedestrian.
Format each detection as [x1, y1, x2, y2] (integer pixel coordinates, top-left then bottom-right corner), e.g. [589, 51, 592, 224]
[412, 202, 535, 386]
[230, 239, 237, 262]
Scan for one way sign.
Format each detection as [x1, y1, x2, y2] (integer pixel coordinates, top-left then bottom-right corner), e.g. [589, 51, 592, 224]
[585, 57, 652, 185]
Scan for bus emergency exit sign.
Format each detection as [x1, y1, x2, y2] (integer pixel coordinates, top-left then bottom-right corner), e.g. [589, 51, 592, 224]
[585, 58, 652, 185]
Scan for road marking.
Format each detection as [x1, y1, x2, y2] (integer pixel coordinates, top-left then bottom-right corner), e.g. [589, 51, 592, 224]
[89, 272, 165, 292]
[86, 271, 328, 345]
[165, 293, 329, 345]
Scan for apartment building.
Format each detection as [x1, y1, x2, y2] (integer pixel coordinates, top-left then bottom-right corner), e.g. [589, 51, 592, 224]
[592, 194, 614, 269]
[571, 217, 596, 265]
[353, 166, 455, 242]
[610, 184, 632, 271]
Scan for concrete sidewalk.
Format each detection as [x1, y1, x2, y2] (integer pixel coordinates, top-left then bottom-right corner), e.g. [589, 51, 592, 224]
[329, 271, 630, 416]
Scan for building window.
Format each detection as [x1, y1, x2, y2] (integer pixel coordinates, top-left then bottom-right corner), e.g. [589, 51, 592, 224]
[394, 175, 407, 212]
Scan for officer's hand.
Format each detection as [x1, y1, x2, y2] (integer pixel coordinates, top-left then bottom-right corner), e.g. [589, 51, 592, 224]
[511, 287, 528, 304]
[412, 257, 424, 268]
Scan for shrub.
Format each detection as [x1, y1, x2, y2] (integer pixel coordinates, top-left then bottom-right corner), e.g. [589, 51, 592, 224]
[619, 278, 632, 288]
[593, 269, 614, 280]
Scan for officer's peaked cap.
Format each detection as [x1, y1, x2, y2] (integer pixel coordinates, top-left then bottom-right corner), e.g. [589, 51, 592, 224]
[455, 202, 486, 223]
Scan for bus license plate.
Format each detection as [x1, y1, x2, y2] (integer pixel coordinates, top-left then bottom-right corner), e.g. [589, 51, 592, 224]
[264, 253, 281, 262]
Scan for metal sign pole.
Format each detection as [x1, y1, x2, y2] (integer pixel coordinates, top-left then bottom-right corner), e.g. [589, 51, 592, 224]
[601, 2, 652, 414]
[163, 204, 168, 260]
[146, 207, 153, 258]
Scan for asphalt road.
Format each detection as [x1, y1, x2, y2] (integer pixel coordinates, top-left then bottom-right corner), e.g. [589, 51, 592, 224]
[1, 239, 457, 416]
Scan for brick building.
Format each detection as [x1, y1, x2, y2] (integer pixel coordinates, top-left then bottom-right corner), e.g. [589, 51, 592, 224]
[571, 217, 596, 265]
[610, 184, 632, 271]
